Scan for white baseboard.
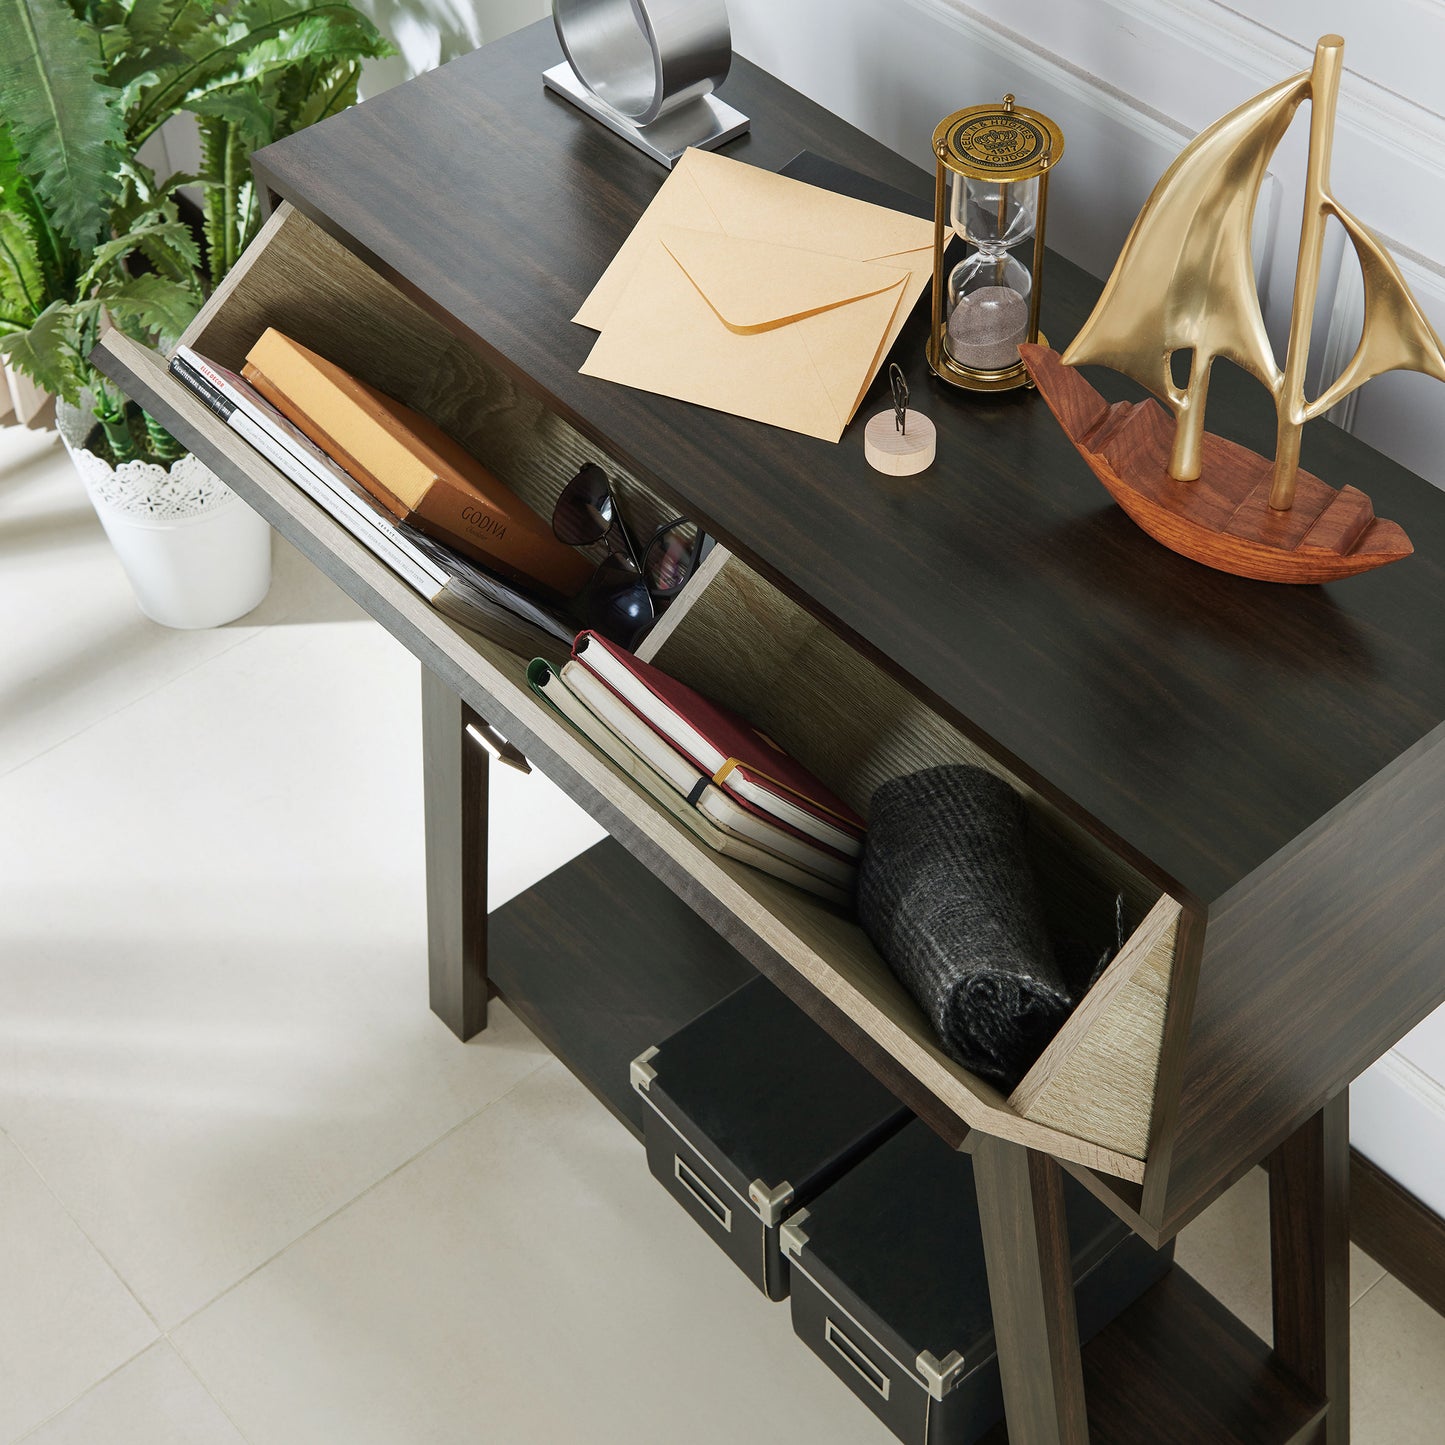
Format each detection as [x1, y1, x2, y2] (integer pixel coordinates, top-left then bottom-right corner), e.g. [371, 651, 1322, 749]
[1353, 1051, 1445, 1217]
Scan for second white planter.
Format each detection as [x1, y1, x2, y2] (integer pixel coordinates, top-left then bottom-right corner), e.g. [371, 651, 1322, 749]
[58, 399, 272, 629]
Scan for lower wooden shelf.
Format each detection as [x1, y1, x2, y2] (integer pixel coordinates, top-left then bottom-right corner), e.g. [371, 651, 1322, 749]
[1002, 1269, 1325, 1445]
[488, 838, 755, 1135]
[490, 841, 1327, 1444]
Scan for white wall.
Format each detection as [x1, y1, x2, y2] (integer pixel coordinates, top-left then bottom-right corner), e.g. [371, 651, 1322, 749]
[354, 0, 548, 95]
[725, 0, 1445, 1209]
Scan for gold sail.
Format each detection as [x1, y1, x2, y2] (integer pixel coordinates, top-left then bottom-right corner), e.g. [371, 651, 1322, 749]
[1307, 207, 1445, 422]
[1264, 37, 1445, 507]
[1063, 72, 1306, 480]
[1066, 33, 1445, 506]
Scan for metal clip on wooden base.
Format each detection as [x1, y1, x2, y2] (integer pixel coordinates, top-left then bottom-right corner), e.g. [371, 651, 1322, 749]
[865, 363, 936, 476]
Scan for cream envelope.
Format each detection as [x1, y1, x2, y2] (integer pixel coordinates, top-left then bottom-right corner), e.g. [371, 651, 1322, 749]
[574, 148, 935, 441]
[581, 227, 912, 442]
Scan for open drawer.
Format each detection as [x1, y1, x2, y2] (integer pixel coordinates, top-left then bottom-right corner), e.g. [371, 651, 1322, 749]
[96, 201, 1193, 1191]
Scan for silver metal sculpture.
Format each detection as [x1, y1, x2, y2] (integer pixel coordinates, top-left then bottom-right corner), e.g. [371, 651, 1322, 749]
[543, 0, 750, 167]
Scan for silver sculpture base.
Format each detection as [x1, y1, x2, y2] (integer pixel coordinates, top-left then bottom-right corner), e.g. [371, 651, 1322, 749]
[543, 61, 749, 168]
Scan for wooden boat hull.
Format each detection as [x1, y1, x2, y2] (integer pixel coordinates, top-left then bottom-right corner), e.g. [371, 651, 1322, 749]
[1019, 344, 1413, 584]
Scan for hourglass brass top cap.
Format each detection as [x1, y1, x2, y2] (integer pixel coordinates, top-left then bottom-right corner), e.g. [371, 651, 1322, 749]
[932, 96, 1064, 181]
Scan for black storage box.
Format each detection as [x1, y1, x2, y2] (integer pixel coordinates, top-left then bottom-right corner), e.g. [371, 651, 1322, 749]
[631, 976, 913, 1300]
[780, 1120, 1174, 1444]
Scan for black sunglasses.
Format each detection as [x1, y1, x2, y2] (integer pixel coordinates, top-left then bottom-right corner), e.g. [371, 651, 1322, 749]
[553, 463, 704, 647]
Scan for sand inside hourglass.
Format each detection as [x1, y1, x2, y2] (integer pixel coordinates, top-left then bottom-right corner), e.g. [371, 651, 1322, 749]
[947, 286, 1029, 370]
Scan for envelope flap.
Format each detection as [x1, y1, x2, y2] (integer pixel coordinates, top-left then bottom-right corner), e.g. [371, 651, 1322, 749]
[659, 227, 906, 333]
[682, 147, 935, 264]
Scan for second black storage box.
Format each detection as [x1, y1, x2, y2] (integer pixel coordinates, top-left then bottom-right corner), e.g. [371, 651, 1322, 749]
[631, 975, 913, 1300]
[780, 1120, 1174, 1444]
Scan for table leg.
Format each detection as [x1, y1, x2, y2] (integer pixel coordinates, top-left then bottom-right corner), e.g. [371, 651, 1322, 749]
[1269, 1092, 1351, 1443]
[973, 1133, 1090, 1445]
[421, 666, 489, 1041]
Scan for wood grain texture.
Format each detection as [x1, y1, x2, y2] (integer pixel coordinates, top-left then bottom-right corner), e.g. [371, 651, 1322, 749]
[653, 549, 1181, 1166]
[250, 19, 1445, 912]
[486, 839, 756, 1134]
[1136, 904, 1210, 1232]
[648, 549, 1162, 928]
[95, 23, 1445, 1246]
[1351, 1147, 1445, 1321]
[1010, 897, 1180, 1161]
[1269, 1096, 1350, 1443]
[631, 542, 735, 664]
[1162, 720, 1445, 1235]
[863, 408, 936, 476]
[92, 329, 1150, 1185]
[421, 668, 489, 1040]
[974, 1135, 1089, 1445]
[1021, 345, 1412, 584]
[182, 203, 685, 552]
[975, 1269, 1326, 1445]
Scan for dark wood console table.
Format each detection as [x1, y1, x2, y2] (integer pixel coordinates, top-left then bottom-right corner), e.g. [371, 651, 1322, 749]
[96, 19, 1445, 1443]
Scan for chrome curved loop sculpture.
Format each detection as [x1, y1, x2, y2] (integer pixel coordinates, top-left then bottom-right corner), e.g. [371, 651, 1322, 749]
[544, 0, 750, 167]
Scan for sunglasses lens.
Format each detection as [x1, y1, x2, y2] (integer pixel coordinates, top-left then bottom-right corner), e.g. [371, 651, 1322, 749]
[643, 520, 700, 596]
[586, 555, 655, 649]
[553, 463, 615, 546]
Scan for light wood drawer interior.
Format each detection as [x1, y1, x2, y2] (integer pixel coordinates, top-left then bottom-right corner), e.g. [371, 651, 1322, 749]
[175, 202, 1185, 1184]
[181, 205, 685, 593]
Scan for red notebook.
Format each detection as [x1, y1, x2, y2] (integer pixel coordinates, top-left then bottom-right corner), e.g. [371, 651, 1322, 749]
[572, 632, 866, 857]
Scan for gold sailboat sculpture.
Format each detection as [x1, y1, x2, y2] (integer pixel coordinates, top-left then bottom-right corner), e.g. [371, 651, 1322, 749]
[1020, 35, 1445, 583]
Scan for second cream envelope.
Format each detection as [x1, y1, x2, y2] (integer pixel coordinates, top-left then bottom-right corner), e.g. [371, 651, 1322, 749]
[575, 148, 935, 442]
[582, 227, 911, 442]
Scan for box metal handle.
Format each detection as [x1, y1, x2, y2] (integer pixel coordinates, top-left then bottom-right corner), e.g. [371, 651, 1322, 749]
[673, 1155, 732, 1233]
[825, 1318, 891, 1401]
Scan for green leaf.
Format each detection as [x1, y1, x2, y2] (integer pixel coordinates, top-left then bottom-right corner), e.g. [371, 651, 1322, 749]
[99, 270, 199, 348]
[197, 111, 229, 283]
[123, 0, 216, 50]
[109, 59, 172, 117]
[96, 22, 134, 67]
[131, 1, 389, 141]
[0, 121, 78, 308]
[87, 1, 128, 27]
[79, 216, 199, 292]
[184, 86, 275, 150]
[0, 0, 128, 250]
[0, 298, 83, 403]
[108, 159, 204, 284]
[213, 9, 392, 90]
[291, 62, 358, 132]
[131, 1, 361, 137]
[0, 211, 45, 319]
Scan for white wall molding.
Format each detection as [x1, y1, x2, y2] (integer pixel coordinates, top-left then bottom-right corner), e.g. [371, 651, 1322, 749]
[730, 0, 1237, 280]
[945, 0, 1445, 176]
[1100, 0, 1445, 177]
[901, 0, 1191, 153]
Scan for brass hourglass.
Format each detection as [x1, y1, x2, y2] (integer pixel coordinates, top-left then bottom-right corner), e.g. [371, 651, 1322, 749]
[927, 96, 1063, 391]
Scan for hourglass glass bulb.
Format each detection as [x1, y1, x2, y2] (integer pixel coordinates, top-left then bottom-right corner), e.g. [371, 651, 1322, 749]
[947, 253, 1033, 371]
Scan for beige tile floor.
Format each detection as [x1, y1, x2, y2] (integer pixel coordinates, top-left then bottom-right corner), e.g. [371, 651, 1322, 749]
[2, 426, 1441, 1442]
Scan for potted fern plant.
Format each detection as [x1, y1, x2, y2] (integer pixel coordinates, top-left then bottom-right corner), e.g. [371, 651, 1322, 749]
[0, 0, 391, 627]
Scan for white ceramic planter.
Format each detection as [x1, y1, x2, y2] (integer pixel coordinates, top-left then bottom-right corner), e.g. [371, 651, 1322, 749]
[58, 399, 272, 629]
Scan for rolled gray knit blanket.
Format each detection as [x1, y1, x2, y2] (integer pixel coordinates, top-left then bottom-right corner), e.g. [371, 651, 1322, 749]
[857, 764, 1080, 1092]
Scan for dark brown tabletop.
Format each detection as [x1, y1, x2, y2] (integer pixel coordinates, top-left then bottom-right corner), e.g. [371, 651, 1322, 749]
[253, 19, 1445, 907]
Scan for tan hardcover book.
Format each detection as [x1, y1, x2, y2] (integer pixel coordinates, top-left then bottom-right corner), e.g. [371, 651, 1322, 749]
[241, 329, 592, 598]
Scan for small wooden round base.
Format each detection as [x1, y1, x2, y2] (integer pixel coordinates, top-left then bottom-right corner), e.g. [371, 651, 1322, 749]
[864, 410, 937, 476]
